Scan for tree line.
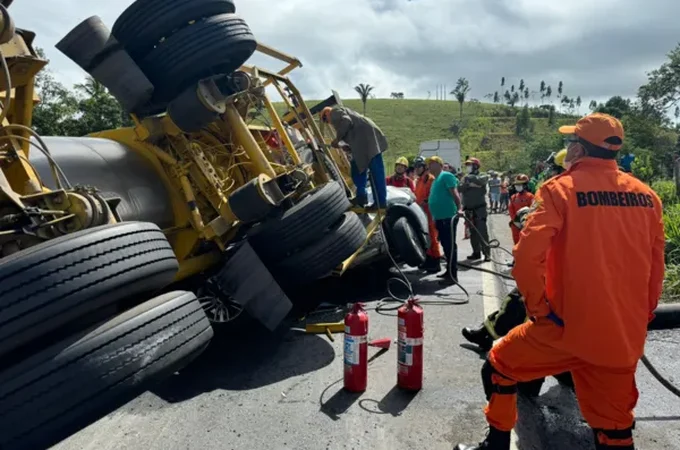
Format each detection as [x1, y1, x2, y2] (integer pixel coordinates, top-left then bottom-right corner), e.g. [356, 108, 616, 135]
[32, 48, 132, 137]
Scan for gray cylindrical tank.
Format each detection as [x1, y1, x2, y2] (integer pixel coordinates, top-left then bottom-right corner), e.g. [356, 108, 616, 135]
[29, 136, 175, 229]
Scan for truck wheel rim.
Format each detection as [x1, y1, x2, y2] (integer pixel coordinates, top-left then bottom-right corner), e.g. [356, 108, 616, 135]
[197, 277, 244, 323]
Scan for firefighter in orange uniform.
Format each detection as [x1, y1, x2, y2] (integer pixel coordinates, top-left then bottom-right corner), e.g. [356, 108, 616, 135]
[455, 113, 665, 450]
[507, 174, 534, 245]
[413, 156, 442, 272]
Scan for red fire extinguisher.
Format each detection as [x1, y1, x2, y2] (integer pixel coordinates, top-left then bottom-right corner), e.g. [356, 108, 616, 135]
[397, 298, 424, 391]
[344, 303, 368, 392]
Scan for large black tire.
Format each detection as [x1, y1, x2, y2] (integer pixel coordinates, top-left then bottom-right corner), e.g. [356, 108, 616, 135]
[112, 0, 236, 61]
[140, 13, 256, 103]
[0, 222, 178, 358]
[0, 291, 212, 450]
[273, 212, 367, 285]
[248, 181, 350, 262]
[390, 217, 426, 267]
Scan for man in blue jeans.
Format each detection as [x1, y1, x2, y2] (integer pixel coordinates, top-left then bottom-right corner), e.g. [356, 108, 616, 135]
[321, 106, 389, 209]
[427, 156, 462, 285]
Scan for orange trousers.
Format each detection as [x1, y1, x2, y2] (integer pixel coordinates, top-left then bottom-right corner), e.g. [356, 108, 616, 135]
[426, 211, 442, 259]
[510, 223, 520, 245]
[486, 319, 638, 445]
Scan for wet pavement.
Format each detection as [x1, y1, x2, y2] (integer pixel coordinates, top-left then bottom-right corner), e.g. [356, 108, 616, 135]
[53, 215, 680, 450]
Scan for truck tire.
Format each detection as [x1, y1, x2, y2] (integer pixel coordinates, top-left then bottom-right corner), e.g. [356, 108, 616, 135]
[248, 181, 350, 262]
[272, 212, 367, 285]
[112, 0, 236, 60]
[390, 217, 426, 267]
[0, 291, 213, 450]
[140, 13, 256, 103]
[0, 222, 178, 358]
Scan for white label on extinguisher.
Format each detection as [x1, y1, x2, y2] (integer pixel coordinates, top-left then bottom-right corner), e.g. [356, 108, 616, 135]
[344, 334, 367, 366]
[398, 342, 413, 366]
[398, 336, 422, 367]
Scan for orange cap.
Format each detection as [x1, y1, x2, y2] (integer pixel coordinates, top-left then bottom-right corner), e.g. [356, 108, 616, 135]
[320, 107, 333, 123]
[558, 113, 624, 151]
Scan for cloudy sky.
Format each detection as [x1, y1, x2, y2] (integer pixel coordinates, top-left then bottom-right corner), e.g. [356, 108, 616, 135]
[10, 0, 680, 106]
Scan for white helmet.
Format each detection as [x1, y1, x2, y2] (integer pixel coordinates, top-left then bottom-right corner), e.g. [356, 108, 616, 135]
[513, 206, 532, 229]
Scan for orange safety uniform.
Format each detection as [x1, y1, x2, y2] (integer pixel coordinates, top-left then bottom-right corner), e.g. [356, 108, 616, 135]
[483, 114, 665, 448]
[415, 172, 442, 259]
[508, 190, 534, 244]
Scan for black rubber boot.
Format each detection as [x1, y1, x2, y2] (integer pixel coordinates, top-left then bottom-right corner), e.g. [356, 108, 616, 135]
[439, 273, 458, 286]
[517, 377, 545, 398]
[467, 253, 482, 260]
[554, 372, 575, 390]
[421, 255, 441, 273]
[351, 193, 368, 207]
[593, 428, 635, 450]
[484, 254, 492, 262]
[461, 325, 494, 351]
[455, 426, 511, 450]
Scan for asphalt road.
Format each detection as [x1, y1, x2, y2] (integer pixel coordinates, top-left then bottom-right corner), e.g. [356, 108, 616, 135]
[53, 215, 680, 450]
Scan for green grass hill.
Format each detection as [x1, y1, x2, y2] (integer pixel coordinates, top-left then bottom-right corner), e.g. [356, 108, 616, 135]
[275, 98, 578, 172]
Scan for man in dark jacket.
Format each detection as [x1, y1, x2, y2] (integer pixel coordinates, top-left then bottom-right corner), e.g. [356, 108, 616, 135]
[459, 157, 490, 261]
[321, 106, 388, 209]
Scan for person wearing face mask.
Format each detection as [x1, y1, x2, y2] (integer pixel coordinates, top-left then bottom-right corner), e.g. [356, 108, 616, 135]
[413, 156, 442, 272]
[508, 174, 534, 245]
[459, 157, 491, 262]
[386, 157, 415, 193]
[456, 113, 665, 450]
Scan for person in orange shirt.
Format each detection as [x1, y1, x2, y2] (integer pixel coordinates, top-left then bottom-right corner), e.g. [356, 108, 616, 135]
[413, 156, 443, 272]
[455, 113, 665, 450]
[507, 174, 534, 245]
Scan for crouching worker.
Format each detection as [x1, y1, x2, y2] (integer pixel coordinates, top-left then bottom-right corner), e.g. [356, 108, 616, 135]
[508, 174, 534, 245]
[413, 156, 442, 273]
[427, 156, 462, 285]
[321, 106, 388, 209]
[455, 113, 665, 450]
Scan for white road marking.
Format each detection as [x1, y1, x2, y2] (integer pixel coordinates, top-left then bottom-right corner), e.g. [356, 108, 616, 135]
[481, 267, 520, 450]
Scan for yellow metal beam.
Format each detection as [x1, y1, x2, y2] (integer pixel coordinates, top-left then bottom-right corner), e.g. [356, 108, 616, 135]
[332, 215, 383, 276]
[224, 104, 277, 179]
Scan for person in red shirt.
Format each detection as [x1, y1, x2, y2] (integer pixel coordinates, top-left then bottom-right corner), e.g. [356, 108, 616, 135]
[386, 157, 415, 192]
[413, 156, 442, 272]
[508, 174, 534, 244]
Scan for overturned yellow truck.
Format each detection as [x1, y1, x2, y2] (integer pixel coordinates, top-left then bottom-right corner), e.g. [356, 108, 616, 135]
[0, 2, 432, 447]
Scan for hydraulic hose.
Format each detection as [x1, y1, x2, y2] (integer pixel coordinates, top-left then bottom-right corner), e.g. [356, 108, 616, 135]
[365, 177, 470, 314]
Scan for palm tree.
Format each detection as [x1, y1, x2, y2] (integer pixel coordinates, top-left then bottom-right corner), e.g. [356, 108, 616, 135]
[576, 96, 582, 112]
[451, 77, 471, 118]
[501, 77, 505, 88]
[557, 81, 563, 97]
[519, 79, 525, 93]
[354, 83, 374, 114]
[589, 100, 598, 111]
[493, 91, 500, 103]
[74, 76, 107, 97]
[539, 81, 546, 103]
[546, 86, 552, 104]
[524, 88, 530, 105]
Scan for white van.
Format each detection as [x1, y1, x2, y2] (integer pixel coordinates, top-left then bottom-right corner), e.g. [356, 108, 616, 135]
[418, 140, 461, 171]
